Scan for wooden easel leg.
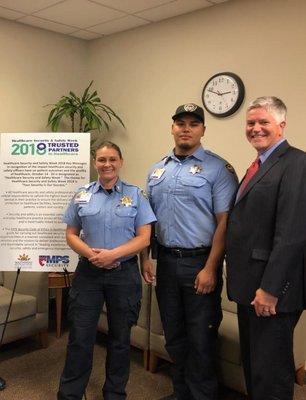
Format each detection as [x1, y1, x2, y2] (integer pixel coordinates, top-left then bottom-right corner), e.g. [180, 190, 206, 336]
[143, 349, 150, 370]
[149, 351, 159, 373]
[295, 365, 305, 386]
[55, 287, 63, 338]
[38, 330, 49, 348]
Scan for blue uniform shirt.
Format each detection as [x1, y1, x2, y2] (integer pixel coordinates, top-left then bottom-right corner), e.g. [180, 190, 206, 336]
[63, 179, 156, 253]
[147, 145, 238, 248]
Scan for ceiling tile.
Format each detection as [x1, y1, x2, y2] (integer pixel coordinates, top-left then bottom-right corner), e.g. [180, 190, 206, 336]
[0, 6, 25, 19]
[18, 15, 76, 34]
[0, 0, 63, 14]
[70, 29, 102, 40]
[0, 0, 231, 39]
[34, 0, 125, 29]
[136, 0, 212, 22]
[90, 0, 174, 14]
[89, 15, 149, 35]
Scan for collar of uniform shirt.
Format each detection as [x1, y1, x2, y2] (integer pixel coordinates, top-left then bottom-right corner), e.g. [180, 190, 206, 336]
[166, 145, 206, 164]
[94, 178, 123, 193]
[258, 138, 286, 164]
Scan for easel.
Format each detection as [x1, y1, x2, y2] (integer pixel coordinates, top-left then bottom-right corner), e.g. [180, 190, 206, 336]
[0, 266, 21, 392]
[0, 267, 21, 346]
[61, 267, 87, 400]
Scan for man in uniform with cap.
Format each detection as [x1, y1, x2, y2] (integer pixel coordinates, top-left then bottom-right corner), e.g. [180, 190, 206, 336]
[141, 103, 238, 400]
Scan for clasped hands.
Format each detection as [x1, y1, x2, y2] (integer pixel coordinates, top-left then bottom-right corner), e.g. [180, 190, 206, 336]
[89, 248, 119, 269]
[251, 288, 278, 317]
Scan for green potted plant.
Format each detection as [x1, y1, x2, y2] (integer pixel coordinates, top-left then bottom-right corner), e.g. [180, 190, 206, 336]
[46, 81, 124, 151]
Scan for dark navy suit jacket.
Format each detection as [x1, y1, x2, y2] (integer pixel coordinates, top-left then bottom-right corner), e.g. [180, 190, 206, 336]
[226, 140, 306, 312]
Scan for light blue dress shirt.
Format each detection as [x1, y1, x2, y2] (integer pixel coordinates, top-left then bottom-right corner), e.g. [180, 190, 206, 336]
[258, 138, 286, 164]
[63, 179, 156, 253]
[147, 146, 238, 248]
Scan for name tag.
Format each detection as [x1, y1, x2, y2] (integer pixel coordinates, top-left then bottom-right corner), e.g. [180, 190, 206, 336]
[151, 168, 165, 179]
[74, 190, 92, 204]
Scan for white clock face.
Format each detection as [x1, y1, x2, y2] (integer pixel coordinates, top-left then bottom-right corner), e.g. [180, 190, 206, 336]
[203, 74, 242, 116]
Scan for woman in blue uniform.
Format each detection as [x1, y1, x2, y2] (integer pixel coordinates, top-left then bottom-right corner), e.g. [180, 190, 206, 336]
[57, 141, 156, 400]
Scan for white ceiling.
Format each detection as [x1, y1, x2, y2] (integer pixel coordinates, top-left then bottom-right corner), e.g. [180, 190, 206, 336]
[0, 0, 230, 40]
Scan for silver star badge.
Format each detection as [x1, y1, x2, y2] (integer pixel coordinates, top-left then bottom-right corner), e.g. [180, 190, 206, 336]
[189, 165, 203, 175]
[120, 196, 133, 207]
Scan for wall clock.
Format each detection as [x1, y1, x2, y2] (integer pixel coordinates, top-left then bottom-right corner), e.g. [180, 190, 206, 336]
[202, 72, 245, 117]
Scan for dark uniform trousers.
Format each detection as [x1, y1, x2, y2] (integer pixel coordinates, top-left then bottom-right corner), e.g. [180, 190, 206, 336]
[57, 257, 141, 400]
[156, 247, 223, 400]
[237, 304, 302, 400]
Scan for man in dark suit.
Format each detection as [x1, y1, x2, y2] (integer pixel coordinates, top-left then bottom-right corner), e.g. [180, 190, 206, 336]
[226, 96, 306, 400]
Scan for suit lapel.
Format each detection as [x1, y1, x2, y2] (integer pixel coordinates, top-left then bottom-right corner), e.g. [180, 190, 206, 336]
[236, 141, 290, 205]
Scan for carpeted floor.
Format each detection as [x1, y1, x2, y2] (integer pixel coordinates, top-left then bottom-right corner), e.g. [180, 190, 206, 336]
[0, 331, 244, 400]
[0, 331, 173, 400]
[0, 303, 305, 400]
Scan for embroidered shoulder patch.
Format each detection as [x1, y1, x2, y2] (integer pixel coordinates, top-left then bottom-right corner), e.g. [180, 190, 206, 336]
[225, 163, 235, 174]
[140, 189, 148, 199]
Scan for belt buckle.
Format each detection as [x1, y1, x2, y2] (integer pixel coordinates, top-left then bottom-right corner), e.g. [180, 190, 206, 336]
[173, 248, 182, 258]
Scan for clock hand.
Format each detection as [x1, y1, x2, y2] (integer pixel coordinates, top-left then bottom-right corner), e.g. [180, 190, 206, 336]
[219, 91, 232, 95]
[208, 88, 221, 96]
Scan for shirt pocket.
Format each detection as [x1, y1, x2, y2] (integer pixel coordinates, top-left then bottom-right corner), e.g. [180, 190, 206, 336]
[115, 205, 137, 218]
[180, 175, 208, 188]
[114, 205, 137, 233]
[147, 175, 167, 196]
[180, 175, 211, 203]
[78, 203, 100, 217]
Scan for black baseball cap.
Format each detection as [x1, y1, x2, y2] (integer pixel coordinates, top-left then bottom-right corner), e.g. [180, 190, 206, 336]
[172, 103, 205, 123]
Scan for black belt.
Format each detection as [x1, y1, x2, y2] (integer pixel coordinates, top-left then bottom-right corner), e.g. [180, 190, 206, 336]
[158, 244, 211, 258]
[119, 256, 138, 265]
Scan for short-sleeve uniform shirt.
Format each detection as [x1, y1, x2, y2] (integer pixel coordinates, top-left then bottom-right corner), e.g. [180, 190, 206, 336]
[147, 146, 238, 248]
[63, 179, 156, 254]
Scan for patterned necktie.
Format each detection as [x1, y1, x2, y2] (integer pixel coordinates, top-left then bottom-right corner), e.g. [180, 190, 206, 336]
[237, 157, 260, 199]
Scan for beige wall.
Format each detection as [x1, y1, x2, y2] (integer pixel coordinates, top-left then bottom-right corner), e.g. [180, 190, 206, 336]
[1, 0, 306, 184]
[88, 0, 306, 184]
[0, 18, 88, 133]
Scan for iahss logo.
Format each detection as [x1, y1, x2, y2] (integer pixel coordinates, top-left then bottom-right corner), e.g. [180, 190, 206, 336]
[15, 254, 32, 268]
[39, 255, 70, 266]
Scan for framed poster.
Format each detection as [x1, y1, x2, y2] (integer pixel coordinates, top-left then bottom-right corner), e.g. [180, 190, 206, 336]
[0, 133, 90, 271]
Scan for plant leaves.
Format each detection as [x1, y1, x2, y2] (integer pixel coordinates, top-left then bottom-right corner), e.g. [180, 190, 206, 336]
[45, 81, 124, 133]
[82, 81, 94, 102]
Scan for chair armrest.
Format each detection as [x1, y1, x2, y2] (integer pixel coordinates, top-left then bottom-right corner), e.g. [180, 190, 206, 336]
[3, 272, 49, 314]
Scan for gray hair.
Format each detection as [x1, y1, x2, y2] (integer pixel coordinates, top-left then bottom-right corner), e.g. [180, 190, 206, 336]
[247, 96, 287, 124]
